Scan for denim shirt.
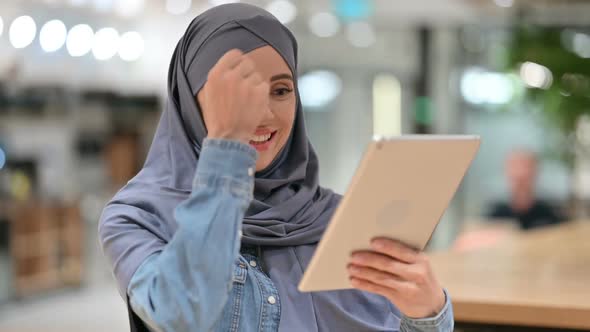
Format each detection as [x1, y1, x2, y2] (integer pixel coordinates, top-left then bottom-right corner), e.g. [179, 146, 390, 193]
[127, 139, 454, 332]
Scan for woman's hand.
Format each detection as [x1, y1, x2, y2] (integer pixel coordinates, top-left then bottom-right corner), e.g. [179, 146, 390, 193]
[198, 49, 271, 144]
[347, 238, 446, 319]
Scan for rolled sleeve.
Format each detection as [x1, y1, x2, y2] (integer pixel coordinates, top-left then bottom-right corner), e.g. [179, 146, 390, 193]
[400, 289, 454, 332]
[126, 138, 259, 332]
[194, 138, 258, 200]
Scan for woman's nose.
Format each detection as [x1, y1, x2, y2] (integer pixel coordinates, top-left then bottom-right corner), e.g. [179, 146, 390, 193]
[260, 106, 276, 123]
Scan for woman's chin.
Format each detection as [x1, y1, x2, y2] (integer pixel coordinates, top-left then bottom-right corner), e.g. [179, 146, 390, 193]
[255, 158, 272, 172]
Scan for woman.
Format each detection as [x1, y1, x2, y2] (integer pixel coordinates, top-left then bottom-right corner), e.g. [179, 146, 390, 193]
[99, 3, 453, 332]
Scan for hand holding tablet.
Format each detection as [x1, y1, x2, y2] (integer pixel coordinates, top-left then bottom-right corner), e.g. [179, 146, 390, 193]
[299, 135, 480, 292]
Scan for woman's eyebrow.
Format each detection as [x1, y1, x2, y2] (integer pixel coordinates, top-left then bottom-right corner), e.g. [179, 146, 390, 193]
[270, 73, 294, 82]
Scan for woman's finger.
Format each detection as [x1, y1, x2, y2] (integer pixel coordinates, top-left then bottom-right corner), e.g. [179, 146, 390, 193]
[251, 80, 270, 109]
[349, 277, 398, 300]
[350, 251, 417, 281]
[246, 72, 264, 86]
[236, 57, 256, 78]
[370, 237, 420, 264]
[348, 264, 412, 292]
[211, 49, 244, 74]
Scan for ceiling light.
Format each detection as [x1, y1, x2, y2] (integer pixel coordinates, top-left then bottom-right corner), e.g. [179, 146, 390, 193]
[40, 19, 67, 52]
[67, 24, 94, 57]
[118, 31, 144, 62]
[93, 27, 119, 61]
[9, 16, 37, 49]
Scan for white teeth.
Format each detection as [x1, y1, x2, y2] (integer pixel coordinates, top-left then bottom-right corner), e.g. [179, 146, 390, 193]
[251, 133, 272, 142]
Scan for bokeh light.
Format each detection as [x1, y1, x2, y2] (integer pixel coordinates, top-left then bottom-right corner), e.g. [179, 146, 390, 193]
[9, 16, 37, 49]
[66, 24, 94, 57]
[92, 27, 119, 61]
[520, 61, 553, 89]
[265, 0, 297, 25]
[40, 19, 67, 53]
[118, 31, 144, 62]
[346, 21, 376, 48]
[309, 12, 340, 38]
[299, 70, 342, 108]
[461, 67, 516, 105]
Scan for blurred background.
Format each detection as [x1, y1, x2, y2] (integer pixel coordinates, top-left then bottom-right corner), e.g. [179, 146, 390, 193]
[0, 0, 589, 331]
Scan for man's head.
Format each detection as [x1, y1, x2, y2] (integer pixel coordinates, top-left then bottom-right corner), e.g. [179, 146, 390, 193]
[505, 150, 538, 196]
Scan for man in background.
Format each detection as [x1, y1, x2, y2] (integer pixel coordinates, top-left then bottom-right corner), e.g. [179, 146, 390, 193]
[488, 150, 566, 230]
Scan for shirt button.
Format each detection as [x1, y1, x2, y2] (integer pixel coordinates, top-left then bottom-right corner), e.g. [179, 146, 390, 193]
[249, 260, 257, 268]
[247, 167, 254, 176]
[267, 296, 276, 304]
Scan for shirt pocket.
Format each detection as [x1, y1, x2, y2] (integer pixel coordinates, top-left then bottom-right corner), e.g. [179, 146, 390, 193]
[232, 257, 247, 284]
[221, 257, 247, 332]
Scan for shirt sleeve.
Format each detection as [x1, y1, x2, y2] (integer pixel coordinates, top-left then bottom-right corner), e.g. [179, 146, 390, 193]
[399, 289, 455, 332]
[127, 138, 257, 332]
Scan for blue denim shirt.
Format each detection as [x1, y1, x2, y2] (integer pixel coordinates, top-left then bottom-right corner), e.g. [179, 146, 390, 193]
[128, 139, 454, 332]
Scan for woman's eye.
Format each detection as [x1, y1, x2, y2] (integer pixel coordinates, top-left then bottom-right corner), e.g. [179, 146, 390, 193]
[273, 88, 293, 96]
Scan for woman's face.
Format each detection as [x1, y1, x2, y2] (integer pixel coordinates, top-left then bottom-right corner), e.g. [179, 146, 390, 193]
[214, 45, 297, 172]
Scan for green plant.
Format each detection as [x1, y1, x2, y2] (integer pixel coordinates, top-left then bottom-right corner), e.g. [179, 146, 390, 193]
[507, 25, 590, 165]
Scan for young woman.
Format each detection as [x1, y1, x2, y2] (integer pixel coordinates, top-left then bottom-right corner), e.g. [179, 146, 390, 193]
[99, 3, 453, 331]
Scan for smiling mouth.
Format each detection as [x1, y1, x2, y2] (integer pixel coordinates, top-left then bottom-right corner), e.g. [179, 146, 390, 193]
[249, 131, 277, 145]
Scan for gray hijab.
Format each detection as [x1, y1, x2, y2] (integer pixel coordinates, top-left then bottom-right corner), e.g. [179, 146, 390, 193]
[99, 3, 400, 331]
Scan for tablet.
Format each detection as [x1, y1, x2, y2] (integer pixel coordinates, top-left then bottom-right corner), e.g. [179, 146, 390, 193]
[298, 135, 480, 292]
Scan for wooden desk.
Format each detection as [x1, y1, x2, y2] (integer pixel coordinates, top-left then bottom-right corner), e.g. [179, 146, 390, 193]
[430, 221, 590, 330]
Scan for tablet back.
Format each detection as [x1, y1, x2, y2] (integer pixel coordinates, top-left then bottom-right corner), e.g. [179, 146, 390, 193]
[298, 135, 480, 292]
